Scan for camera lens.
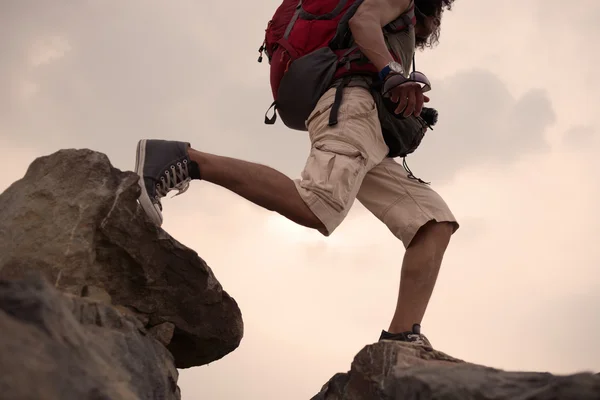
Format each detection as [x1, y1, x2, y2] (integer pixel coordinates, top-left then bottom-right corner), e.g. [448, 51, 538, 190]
[420, 107, 438, 126]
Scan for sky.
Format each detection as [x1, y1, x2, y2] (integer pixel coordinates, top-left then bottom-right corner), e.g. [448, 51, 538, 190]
[1, 0, 599, 399]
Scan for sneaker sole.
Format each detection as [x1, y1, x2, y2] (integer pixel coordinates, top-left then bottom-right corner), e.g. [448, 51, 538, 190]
[135, 139, 163, 226]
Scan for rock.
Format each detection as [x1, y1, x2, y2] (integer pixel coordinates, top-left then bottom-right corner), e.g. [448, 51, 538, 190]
[149, 322, 176, 347]
[81, 284, 112, 304]
[312, 341, 600, 400]
[0, 273, 180, 400]
[0, 148, 243, 368]
[115, 304, 151, 326]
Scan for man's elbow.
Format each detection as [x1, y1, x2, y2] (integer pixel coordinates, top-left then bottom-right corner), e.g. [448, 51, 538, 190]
[348, 6, 375, 36]
[348, 12, 362, 33]
[349, 1, 373, 27]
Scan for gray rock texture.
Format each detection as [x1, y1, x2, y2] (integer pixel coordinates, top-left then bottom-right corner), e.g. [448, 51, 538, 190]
[312, 341, 600, 400]
[0, 148, 243, 369]
[0, 273, 180, 400]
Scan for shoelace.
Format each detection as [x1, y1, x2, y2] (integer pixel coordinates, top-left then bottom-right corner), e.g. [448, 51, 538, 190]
[155, 160, 191, 203]
[406, 333, 428, 346]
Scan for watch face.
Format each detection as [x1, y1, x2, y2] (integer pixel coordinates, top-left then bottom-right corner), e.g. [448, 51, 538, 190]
[389, 61, 404, 74]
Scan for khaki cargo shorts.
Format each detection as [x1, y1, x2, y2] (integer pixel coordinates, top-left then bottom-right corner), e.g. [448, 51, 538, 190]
[294, 86, 459, 248]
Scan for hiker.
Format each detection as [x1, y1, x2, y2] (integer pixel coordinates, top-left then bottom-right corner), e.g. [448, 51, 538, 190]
[134, 0, 458, 348]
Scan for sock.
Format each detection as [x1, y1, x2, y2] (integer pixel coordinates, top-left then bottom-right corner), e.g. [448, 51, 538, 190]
[189, 160, 202, 180]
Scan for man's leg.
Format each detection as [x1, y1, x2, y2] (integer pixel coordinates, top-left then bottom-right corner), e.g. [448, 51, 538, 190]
[134, 86, 386, 236]
[134, 139, 324, 231]
[189, 149, 324, 231]
[388, 219, 454, 333]
[356, 157, 459, 345]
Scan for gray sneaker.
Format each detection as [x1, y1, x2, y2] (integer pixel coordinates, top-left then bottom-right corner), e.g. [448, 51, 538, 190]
[134, 139, 192, 226]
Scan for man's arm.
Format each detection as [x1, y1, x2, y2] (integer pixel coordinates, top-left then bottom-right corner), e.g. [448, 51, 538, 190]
[349, 0, 427, 117]
[348, 0, 411, 71]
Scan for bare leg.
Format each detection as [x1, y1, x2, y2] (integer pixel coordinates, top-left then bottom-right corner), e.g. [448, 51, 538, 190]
[387, 221, 454, 333]
[189, 148, 325, 231]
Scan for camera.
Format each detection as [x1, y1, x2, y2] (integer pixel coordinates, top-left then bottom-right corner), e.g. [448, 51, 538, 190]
[419, 107, 438, 127]
[382, 95, 439, 128]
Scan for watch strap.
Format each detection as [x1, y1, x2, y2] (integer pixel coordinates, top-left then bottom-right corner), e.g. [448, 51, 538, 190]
[378, 65, 392, 81]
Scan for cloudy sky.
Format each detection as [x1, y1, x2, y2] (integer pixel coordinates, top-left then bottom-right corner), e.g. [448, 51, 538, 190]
[1, 0, 599, 398]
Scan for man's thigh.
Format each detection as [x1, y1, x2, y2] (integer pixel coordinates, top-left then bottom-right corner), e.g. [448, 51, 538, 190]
[294, 85, 388, 236]
[357, 157, 460, 247]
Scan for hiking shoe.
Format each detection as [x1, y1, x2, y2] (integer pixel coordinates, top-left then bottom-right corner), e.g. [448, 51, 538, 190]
[134, 139, 193, 226]
[378, 323, 433, 349]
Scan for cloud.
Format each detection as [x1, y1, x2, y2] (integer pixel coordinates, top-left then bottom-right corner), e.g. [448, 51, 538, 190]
[0, 0, 563, 184]
[406, 69, 555, 183]
[561, 125, 598, 149]
[0, 0, 304, 178]
[29, 36, 71, 67]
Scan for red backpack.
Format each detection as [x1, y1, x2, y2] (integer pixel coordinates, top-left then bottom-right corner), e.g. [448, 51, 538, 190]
[258, 0, 416, 131]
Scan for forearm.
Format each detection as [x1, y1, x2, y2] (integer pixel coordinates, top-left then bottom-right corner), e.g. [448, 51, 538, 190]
[348, 0, 411, 71]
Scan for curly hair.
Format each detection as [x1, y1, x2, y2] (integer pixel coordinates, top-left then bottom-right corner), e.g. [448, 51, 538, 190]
[414, 0, 456, 49]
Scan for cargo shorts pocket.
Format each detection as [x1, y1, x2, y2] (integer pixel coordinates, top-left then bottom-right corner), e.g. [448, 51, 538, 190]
[301, 139, 367, 213]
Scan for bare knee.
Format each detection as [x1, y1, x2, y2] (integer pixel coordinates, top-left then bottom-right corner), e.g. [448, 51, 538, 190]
[408, 220, 455, 250]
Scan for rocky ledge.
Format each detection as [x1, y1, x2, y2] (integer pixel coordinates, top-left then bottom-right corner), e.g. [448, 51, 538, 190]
[0, 149, 243, 399]
[312, 341, 600, 399]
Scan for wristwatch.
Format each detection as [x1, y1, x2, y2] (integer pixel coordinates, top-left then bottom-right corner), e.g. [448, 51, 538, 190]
[378, 61, 405, 81]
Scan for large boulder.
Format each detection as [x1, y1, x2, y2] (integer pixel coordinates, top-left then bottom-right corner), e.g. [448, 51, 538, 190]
[312, 341, 600, 400]
[0, 148, 243, 369]
[0, 273, 180, 400]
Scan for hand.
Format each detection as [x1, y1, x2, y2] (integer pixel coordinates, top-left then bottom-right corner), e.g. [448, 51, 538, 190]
[389, 81, 430, 117]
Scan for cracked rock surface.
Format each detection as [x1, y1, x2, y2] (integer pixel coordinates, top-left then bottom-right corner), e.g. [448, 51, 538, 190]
[312, 341, 600, 400]
[0, 274, 180, 400]
[0, 149, 243, 369]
